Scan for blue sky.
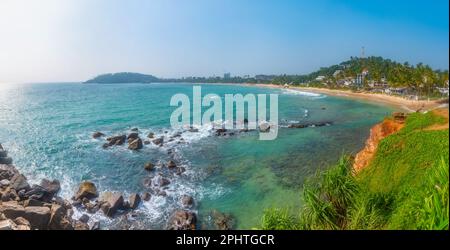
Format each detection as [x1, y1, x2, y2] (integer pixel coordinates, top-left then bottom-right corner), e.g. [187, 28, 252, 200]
[0, 0, 448, 83]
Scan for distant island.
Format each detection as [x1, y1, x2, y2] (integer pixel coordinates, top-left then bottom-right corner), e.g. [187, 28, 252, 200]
[84, 72, 160, 83]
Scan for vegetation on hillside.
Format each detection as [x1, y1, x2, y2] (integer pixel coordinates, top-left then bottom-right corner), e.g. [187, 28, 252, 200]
[84, 72, 159, 83]
[260, 111, 449, 230]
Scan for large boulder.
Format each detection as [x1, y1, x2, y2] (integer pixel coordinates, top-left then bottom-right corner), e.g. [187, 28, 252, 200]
[166, 210, 197, 230]
[13, 217, 31, 230]
[39, 179, 61, 197]
[128, 138, 143, 150]
[0, 201, 25, 219]
[128, 193, 141, 209]
[48, 204, 73, 230]
[10, 174, 30, 191]
[23, 206, 51, 230]
[99, 191, 124, 217]
[74, 181, 98, 200]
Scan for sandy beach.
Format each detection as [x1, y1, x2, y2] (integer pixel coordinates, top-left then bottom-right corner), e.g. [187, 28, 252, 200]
[234, 83, 449, 113]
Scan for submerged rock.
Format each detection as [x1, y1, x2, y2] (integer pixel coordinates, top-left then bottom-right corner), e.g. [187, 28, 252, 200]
[259, 122, 270, 132]
[142, 192, 151, 201]
[166, 210, 197, 230]
[92, 132, 105, 139]
[180, 195, 194, 208]
[167, 160, 177, 169]
[144, 162, 155, 171]
[147, 132, 155, 139]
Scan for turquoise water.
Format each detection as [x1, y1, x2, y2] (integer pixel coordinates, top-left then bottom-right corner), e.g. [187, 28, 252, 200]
[0, 83, 392, 229]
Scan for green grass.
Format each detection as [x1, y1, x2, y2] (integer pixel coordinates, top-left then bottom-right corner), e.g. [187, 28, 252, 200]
[260, 111, 449, 230]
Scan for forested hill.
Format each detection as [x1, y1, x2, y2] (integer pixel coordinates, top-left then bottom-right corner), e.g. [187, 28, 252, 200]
[84, 72, 160, 83]
[271, 56, 449, 87]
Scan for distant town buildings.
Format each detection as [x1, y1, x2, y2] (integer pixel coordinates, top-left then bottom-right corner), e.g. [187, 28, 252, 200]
[224, 73, 231, 79]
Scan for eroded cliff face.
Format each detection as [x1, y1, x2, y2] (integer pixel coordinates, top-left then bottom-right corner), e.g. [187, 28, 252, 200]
[353, 113, 406, 173]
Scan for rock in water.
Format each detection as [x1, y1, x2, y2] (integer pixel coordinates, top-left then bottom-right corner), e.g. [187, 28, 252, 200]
[99, 191, 124, 217]
[144, 162, 155, 171]
[106, 135, 126, 146]
[142, 192, 151, 201]
[167, 160, 177, 169]
[0, 150, 7, 158]
[92, 132, 105, 139]
[127, 132, 139, 140]
[147, 132, 155, 139]
[128, 138, 143, 150]
[75, 181, 98, 200]
[259, 122, 270, 132]
[180, 195, 194, 208]
[152, 137, 164, 146]
[166, 210, 197, 230]
[128, 193, 141, 209]
[79, 214, 90, 223]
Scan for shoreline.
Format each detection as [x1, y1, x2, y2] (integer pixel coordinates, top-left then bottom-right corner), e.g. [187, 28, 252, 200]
[202, 82, 448, 113]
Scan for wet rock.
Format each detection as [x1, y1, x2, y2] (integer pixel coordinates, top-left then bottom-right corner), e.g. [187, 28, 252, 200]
[128, 193, 141, 209]
[127, 132, 139, 140]
[188, 127, 199, 132]
[144, 162, 155, 171]
[143, 140, 150, 145]
[131, 128, 139, 132]
[259, 122, 270, 132]
[99, 191, 124, 217]
[180, 195, 194, 208]
[106, 135, 126, 146]
[167, 160, 177, 169]
[175, 167, 186, 176]
[147, 132, 155, 139]
[92, 132, 105, 139]
[39, 179, 61, 197]
[0, 150, 7, 158]
[142, 192, 151, 201]
[75, 181, 98, 200]
[152, 137, 164, 146]
[215, 128, 227, 136]
[166, 210, 197, 230]
[128, 138, 143, 150]
[153, 175, 170, 187]
[23, 206, 51, 230]
[79, 214, 90, 223]
[0, 157, 12, 165]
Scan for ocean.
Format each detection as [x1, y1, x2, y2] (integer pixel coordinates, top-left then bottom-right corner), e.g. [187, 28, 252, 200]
[0, 82, 392, 229]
